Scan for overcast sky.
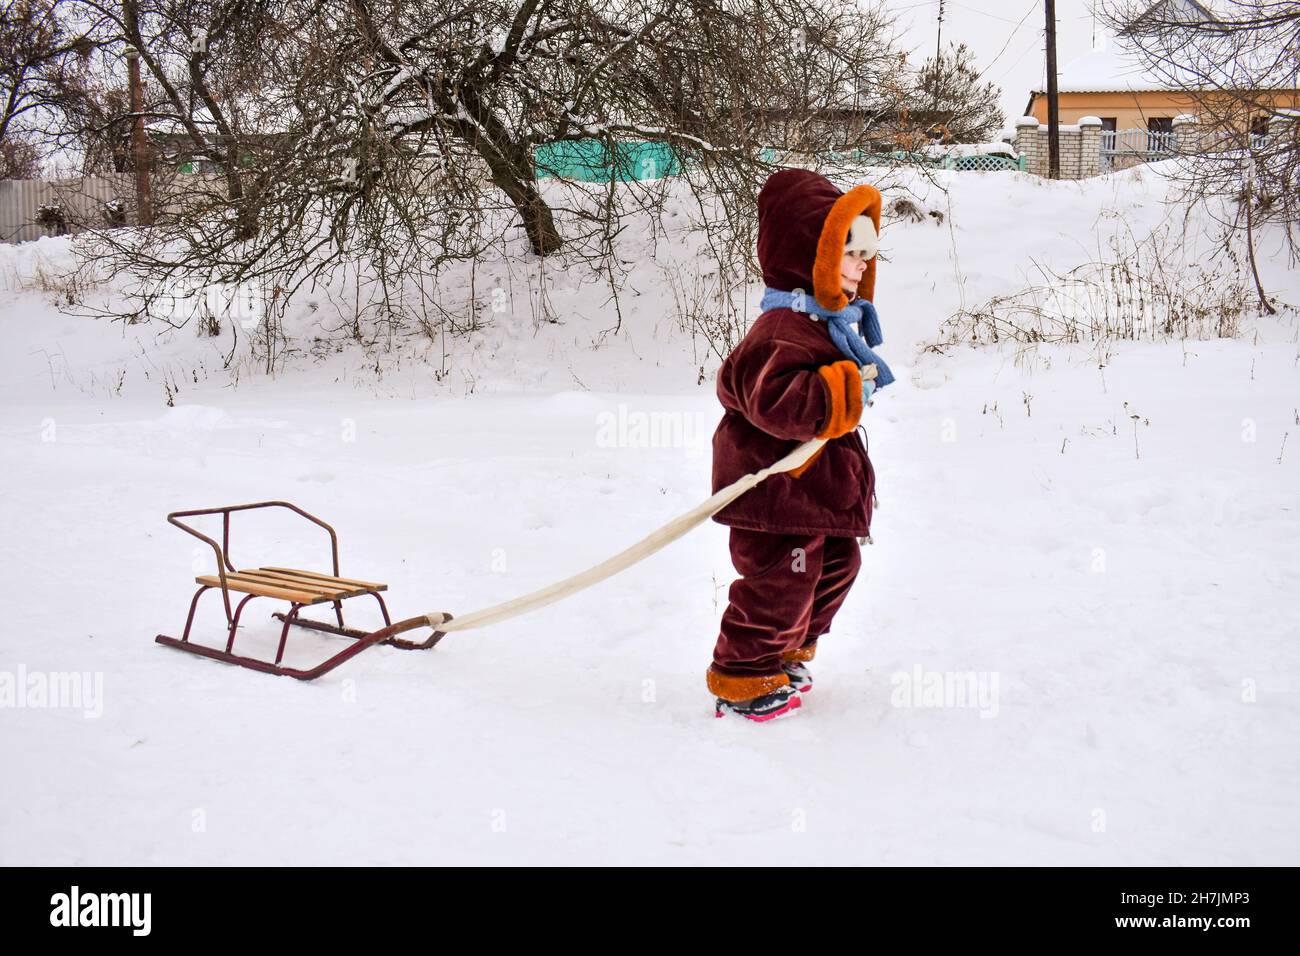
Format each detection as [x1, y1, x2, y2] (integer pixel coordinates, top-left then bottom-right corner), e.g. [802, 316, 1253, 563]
[889, 0, 1105, 131]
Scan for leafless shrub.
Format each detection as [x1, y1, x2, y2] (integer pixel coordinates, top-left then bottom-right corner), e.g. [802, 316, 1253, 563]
[935, 222, 1275, 347]
[889, 197, 927, 223]
[661, 257, 748, 366]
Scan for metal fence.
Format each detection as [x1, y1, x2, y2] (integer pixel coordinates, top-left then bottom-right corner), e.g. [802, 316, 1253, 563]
[534, 140, 682, 181]
[1099, 127, 1275, 172]
[0, 174, 138, 244]
[0, 171, 231, 244]
[534, 140, 1026, 182]
[1099, 128, 1179, 172]
[761, 147, 1025, 171]
[935, 154, 1025, 171]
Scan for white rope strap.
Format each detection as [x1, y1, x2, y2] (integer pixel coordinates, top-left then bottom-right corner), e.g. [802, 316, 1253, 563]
[422, 437, 828, 634]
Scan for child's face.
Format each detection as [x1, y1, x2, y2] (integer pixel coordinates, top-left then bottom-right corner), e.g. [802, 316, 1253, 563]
[840, 250, 870, 296]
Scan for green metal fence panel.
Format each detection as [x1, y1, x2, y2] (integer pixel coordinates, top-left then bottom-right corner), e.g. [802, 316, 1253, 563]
[952, 154, 1020, 171]
[535, 139, 681, 181]
[759, 147, 1021, 170]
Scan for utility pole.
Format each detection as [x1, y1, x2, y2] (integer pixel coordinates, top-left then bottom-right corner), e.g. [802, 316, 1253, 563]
[125, 46, 153, 226]
[1045, 0, 1060, 179]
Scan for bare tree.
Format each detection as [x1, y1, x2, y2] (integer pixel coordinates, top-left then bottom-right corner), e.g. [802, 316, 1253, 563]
[910, 41, 1005, 144]
[0, 132, 42, 176]
[0, 0, 108, 174]
[54, 2, 915, 344]
[1099, 0, 1300, 308]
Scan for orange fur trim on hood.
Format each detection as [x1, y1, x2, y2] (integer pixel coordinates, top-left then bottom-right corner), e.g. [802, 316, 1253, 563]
[812, 184, 882, 311]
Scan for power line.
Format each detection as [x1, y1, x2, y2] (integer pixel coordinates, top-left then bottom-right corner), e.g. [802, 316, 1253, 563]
[975, 0, 1040, 81]
[993, 32, 1044, 85]
[947, 0, 1039, 25]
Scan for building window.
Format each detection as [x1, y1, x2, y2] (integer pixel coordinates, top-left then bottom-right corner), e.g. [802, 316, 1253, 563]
[1098, 118, 1117, 148]
[1147, 117, 1173, 153]
[1250, 114, 1270, 148]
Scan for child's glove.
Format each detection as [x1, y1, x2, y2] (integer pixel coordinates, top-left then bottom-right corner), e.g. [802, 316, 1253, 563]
[861, 363, 877, 407]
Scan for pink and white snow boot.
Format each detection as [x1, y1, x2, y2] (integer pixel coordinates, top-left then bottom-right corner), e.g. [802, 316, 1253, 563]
[782, 661, 813, 693]
[715, 684, 802, 721]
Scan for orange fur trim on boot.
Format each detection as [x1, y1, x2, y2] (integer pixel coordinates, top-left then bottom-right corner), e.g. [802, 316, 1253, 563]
[812, 184, 883, 311]
[706, 666, 791, 702]
[814, 360, 864, 440]
[781, 644, 817, 663]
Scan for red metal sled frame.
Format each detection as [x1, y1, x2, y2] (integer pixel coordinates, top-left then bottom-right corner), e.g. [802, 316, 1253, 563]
[155, 501, 448, 680]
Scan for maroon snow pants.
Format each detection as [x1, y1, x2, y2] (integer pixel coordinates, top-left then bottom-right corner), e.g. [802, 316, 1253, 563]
[712, 527, 862, 678]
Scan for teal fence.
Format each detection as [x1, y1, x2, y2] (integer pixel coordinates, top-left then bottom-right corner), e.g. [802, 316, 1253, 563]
[760, 146, 1025, 171]
[534, 140, 1024, 182]
[938, 154, 1026, 172]
[534, 139, 681, 182]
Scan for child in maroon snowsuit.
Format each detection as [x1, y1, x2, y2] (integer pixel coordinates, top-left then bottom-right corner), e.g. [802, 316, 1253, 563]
[708, 169, 884, 720]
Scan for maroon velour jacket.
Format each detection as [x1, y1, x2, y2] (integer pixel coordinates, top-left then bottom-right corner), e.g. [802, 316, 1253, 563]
[710, 169, 882, 538]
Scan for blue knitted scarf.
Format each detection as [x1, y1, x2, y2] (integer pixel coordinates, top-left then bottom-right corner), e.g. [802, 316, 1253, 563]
[759, 287, 895, 390]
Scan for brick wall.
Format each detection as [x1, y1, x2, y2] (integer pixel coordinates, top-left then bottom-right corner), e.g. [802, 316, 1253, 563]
[1014, 116, 1103, 179]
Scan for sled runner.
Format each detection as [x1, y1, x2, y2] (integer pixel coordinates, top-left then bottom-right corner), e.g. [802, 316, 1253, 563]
[154, 502, 451, 679]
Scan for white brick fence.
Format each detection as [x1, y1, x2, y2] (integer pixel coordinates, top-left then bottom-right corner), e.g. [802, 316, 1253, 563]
[1014, 116, 1104, 179]
[1014, 111, 1295, 179]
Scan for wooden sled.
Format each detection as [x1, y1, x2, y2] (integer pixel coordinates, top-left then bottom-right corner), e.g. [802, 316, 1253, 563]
[155, 502, 449, 679]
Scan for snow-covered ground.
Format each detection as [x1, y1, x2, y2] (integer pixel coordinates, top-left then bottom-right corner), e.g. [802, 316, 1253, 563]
[1, 163, 1297, 865]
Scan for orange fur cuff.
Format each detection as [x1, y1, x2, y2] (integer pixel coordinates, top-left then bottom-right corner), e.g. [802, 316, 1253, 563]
[781, 644, 817, 663]
[706, 666, 791, 702]
[814, 360, 864, 440]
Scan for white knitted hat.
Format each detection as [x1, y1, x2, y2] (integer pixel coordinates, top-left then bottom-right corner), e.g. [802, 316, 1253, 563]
[843, 214, 879, 258]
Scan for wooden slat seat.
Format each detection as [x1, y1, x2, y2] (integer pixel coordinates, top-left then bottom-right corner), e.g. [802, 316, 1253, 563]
[195, 567, 388, 605]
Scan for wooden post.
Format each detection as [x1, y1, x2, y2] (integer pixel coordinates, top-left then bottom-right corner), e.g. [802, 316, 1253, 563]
[1045, 0, 1060, 179]
[125, 46, 153, 226]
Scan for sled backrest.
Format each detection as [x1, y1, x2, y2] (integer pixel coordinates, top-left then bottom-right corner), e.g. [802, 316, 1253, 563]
[167, 501, 341, 586]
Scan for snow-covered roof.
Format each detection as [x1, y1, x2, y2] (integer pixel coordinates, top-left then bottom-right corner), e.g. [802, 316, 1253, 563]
[1032, 0, 1294, 95]
[1035, 40, 1206, 94]
[1033, 33, 1297, 95]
